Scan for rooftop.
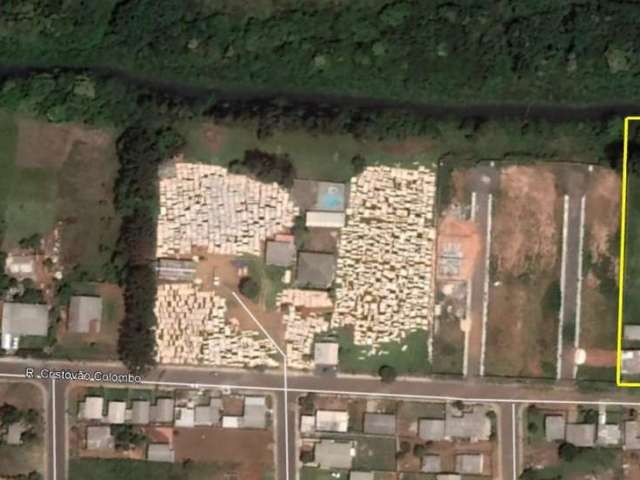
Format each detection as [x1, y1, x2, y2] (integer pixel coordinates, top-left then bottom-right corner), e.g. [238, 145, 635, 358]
[147, 443, 175, 463]
[419, 418, 445, 441]
[265, 240, 296, 267]
[456, 454, 484, 474]
[314, 342, 339, 366]
[86, 426, 113, 450]
[296, 252, 336, 289]
[1, 302, 49, 345]
[315, 440, 353, 470]
[316, 410, 349, 433]
[69, 296, 102, 334]
[566, 423, 596, 447]
[545, 415, 566, 442]
[363, 412, 396, 435]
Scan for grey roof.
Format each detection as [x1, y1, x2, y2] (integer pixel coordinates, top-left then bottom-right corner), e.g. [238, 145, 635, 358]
[131, 401, 151, 425]
[422, 454, 442, 473]
[265, 240, 296, 267]
[622, 350, 640, 375]
[314, 342, 339, 366]
[296, 252, 336, 289]
[625, 420, 640, 449]
[445, 409, 491, 441]
[436, 476, 461, 480]
[456, 454, 484, 474]
[156, 258, 196, 281]
[626, 325, 640, 341]
[86, 426, 114, 450]
[195, 398, 222, 426]
[545, 415, 566, 442]
[315, 440, 352, 469]
[243, 397, 266, 429]
[597, 424, 622, 446]
[350, 473, 374, 480]
[419, 418, 445, 441]
[2, 303, 49, 336]
[566, 423, 596, 447]
[147, 443, 175, 463]
[69, 296, 102, 334]
[363, 412, 396, 435]
[150, 398, 175, 423]
[6, 421, 27, 445]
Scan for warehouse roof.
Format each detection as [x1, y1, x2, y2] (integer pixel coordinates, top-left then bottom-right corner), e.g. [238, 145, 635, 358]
[316, 410, 349, 432]
[69, 296, 102, 334]
[296, 252, 336, 289]
[566, 423, 596, 447]
[363, 412, 396, 435]
[2, 302, 49, 338]
[195, 398, 222, 426]
[243, 396, 266, 429]
[151, 398, 175, 423]
[147, 443, 175, 463]
[82, 396, 104, 421]
[107, 401, 126, 424]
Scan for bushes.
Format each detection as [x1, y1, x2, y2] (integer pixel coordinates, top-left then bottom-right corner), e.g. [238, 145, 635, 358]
[228, 150, 296, 188]
[238, 276, 260, 302]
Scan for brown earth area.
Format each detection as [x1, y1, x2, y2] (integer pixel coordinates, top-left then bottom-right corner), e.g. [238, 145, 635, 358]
[174, 427, 274, 480]
[380, 137, 434, 156]
[585, 168, 620, 260]
[486, 165, 561, 378]
[436, 215, 481, 281]
[584, 348, 617, 367]
[450, 169, 472, 205]
[201, 124, 227, 154]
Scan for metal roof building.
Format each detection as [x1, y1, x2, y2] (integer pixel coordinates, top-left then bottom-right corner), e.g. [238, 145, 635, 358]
[130, 401, 151, 425]
[421, 454, 442, 473]
[1, 302, 49, 351]
[597, 423, 622, 446]
[69, 296, 103, 334]
[350, 472, 374, 480]
[243, 396, 267, 429]
[194, 398, 223, 427]
[566, 423, 596, 447]
[107, 401, 126, 424]
[296, 252, 336, 289]
[147, 443, 176, 463]
[314, 342, 339, 366]
[265, 240, 296, 267]
[315, 440, 353, 469]
[306, 211, 346, 229]
[625, 325, 640, 341]
[545, 415, 566, 442]
[150, 398, 175, 424]
[156, 258, 197, 282]
[86, 426, 114, 450]
[419, 418, 445, 441]
[316, 410, 349, 432]
[456, 454, 484, 474]
[81, 396, 105, 421]
[363, 413, 396, 435]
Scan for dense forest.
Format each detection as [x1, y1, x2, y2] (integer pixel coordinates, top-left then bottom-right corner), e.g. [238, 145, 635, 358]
[1, 0, 640, 104]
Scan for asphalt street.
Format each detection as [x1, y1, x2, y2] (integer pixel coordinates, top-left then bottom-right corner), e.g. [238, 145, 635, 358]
[2, 358, 639, 480]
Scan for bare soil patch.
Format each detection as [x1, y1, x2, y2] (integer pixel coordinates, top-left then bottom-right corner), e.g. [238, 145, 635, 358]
[437, 215, 481, 281]
[201, 124, 229, 155]
[174, 427, 274, 480]
[585, 168, 620, 260]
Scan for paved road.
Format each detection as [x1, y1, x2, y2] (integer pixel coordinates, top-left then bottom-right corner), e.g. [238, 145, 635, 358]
[3, 359, 640, 480]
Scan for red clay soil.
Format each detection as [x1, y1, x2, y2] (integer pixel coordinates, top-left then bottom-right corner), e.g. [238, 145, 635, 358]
[437, 215, 481, 281]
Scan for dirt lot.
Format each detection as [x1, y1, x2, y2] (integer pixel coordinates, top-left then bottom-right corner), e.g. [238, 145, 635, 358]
[0, 381, 45, 477]
[437, 215, 480, 281]
[174, 427, 274, 479]
[485, 165, 562, 378]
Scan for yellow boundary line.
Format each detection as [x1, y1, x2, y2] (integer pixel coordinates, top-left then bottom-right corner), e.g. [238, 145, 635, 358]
[617, 116, 640, 387]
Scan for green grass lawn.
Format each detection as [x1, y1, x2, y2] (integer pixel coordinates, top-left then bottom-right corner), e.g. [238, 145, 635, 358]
[623, 175, 640, 334]
[431, 319, 464, 375]
[520, 447, 622, 480]
[241, 254, 286, 311]
[0, 112, 18, 230]
[331, 327, 431, 375]
[300, 467, 348, 480]
[69, 459, 231, 480]
[353, 436, 397, 471]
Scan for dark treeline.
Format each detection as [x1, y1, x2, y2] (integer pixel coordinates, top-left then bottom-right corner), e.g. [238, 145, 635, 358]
[2, 0, 640, 104]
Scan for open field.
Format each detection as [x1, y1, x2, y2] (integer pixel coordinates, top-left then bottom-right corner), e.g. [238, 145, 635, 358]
[485, 165, 562, 378]
[577, 168, 620, 381]
[623, 175, 640, 336]
[69, 459, 234, 480]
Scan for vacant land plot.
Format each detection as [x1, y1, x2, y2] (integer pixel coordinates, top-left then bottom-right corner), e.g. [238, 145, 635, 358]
[180, 122, 438, 182]
[69, 458, 234, 480]
[577, 168, 619, 380]
[485, 165, 562, 378]
[0, 112, 120, 280]
[174, 427, 274, 479]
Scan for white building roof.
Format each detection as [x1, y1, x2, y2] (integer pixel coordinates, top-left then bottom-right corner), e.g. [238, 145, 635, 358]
[107, 401, 126, 424]
[316, 410, 349, 432]
[222, 416, 242, 429]
[69, 296, 103, 334]
[174, 407, 195, 427]
[83, 397, 104, 420]
[1, 303, 49, 342]
[86, 426, 113, 450]
[147, 443, 175, 463]
[305, 211, 346, 228]
[314, 342, 339, 366]
[625, 325, 640, 341]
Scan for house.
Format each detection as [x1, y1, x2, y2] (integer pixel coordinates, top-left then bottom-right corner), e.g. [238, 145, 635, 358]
[436, 476, 461, 480]
[296, 252, 336, 289]
[598, 423, 622, 446]
[222, 416, 242, 429]
[545, 415, 566, 442]
[147, 443, 175, 463]
[306, 211, 346, 229]
[175, 407, 195, 427]
[350, 472, 374, 480]
[194, 398, 222, 427]
[150, 398, 175, 424]
[419, 418, 445, 441]
[4, 254, 37, 281]
[363, 413, 396, 435]
[316, 410, 349, 432]
[156, 258, 197, 282]
[86, 426, 114, 450]
[300, 415, 315, 434]
[1, 302, 49, 351]
[314, 342, 339, 367]
[315, 440, 353, 469]
[625, 420, 640, 449]
[566, 423, 596, 447]
[130, 401, 151, 425]
[445, 408, 491, 442]
[622, 351, 640, 375]
[422, 454, 442, 473]
[81, 396, 104, 421]
[68, 296, 102, 334]
[625, 325, 640, 341]
[243, 396, 267, 429]
[107, 401, 126, 424]
[6, 421, 27, 445]
[265, 240, 296, 267]
[456, 454, 484, 474]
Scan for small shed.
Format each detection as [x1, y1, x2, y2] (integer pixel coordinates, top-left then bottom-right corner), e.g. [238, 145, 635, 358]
[6, 421, 27, 445]
[625, 325, 640, 341]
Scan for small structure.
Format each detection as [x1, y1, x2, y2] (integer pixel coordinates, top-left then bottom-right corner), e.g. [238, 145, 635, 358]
[292, 180, 347, 212]
[597, 423, 622, 446]
[175, 407, 195, 428]
[566, 423, 596, 447]
[363, 413, 396, 435]
[445, 408, 491, 442]
[265, 240, 296, 267]
[147, 443, 175, 463]
[81, 396, 104, 421]
[625, 420, 640, 449]
[456, 454, 484, 474]
[130, 401, 151, 425]
[243, 396, 267, 429]
[306, 211, 346, 229]
[222, 416, 242, 429]
[156, 258, 197, 282]
[350, 472, 374, 480]
[107, 401, 126, 424]
[422, 454, 442, 473]
[316, 410, 349, 433]
[419, 418, 445, 441]
[6, 421, 27, 445]
[1, 303, 49, 351]
[86, 426, 114, 450]
[68, 296, 103, 334]
[314, 342, 339, 367]
[296, 252, 336, 289]
[300, 415, 315, 434]
[625, 325, 640, 341]
[4, 254, 37, 281]
[194, 398, 222, 427]
[315, 440, 353, 470]
[436, 476, 461, 480]
[622, 351, 640, 375]
[545, 415, 566, 442]
[151, 398, 175, 424]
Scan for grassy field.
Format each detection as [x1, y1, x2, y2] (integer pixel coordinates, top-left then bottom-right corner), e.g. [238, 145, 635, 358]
[623, 175, 640, 335]
[333, 327, 431, 376]
[180, 122, 438, 182]
[69, 459, 232, 480]
[431, 320, 464, 375]
[521, 448, 622, 480]
[300, 467, 348, 480]
[352, 436, 397, 471]
[0, 112, 18, 235]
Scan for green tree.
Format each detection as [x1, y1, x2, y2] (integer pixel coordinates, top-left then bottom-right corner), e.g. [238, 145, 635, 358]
[378, 365, 397, 383]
